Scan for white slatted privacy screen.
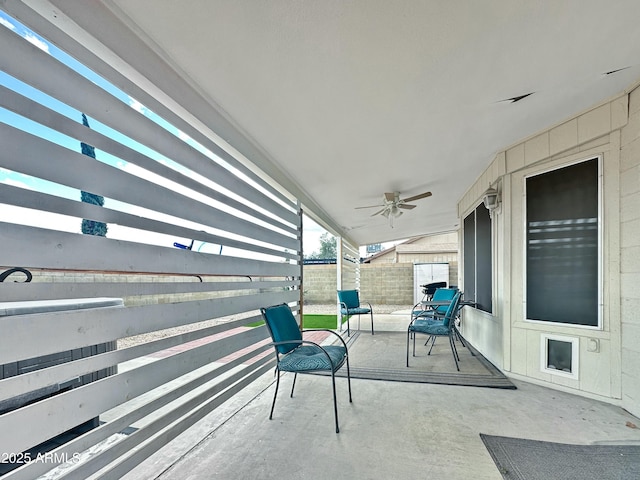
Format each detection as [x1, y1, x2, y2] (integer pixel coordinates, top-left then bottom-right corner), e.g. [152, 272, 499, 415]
[0, 8, 301, 479]
[339, 239, 360, 291]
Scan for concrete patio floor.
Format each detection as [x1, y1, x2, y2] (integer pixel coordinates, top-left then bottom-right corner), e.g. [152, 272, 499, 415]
[120, 313, 640, 480]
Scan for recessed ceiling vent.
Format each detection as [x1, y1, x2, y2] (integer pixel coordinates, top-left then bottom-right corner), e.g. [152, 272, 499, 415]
[501, 92, 535, 104]
[603, 66, 630, 75]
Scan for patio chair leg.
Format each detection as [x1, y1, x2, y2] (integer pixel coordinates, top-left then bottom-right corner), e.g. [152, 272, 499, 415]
[269, 369, 281, 420]
[345, 353, 353, 402]
[413, 331, 417, 357]
[331, 370, 340, 433]
[427, 336, 436, 355]
[406, 330, 411, 367]
[370, 310, 374, 335]
[290, 372, 298, 398]
[449, 334, 460, 371]
[451, 334, 460, 361]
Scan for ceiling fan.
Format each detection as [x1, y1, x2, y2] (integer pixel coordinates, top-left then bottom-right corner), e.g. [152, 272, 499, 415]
[355, 191, 432, 227]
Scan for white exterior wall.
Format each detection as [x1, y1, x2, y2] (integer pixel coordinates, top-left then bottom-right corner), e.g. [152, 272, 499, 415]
[620, 88, 640, 417]
[459, 89, 640, 416]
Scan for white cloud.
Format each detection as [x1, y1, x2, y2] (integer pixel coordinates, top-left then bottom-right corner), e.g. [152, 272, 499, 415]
[302, 217, 330, 256]
[24, 33, 50, 53]
[0, 17, 16, 30]
[0, 170, 34, 190]
[177, 130, 191, 141]
[128, 98, 147, 114]
[2, 178, 34, 190]
[0, 204, 81, 234]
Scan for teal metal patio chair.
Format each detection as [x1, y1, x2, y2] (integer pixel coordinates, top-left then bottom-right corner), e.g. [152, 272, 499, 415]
[410, 287, 458, 321]
[407, 291, 462, 370]
[260, 303, 352, 433]
[338, 289, 374, 336]
[414, 292, 473, 357]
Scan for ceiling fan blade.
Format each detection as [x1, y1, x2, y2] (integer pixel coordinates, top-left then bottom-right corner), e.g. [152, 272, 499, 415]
[398, 204, 416, 210]
[384, 192, 397, 202]
[401, 191, 432, 203]
[355, 204, 383, 209]
[371, 208, 387, 217]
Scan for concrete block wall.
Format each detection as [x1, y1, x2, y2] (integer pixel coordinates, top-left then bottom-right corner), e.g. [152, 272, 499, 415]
[303, 265, 337, 304]
[303, 263, 414, 305]
[360, 263, 414, 305]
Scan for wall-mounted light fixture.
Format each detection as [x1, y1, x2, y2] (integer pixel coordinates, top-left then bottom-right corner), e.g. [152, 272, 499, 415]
[482, 185, 501, 217]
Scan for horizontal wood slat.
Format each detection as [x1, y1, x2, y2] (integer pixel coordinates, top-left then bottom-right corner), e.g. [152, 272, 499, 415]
[1, 0, 296, 215]
[0, 223, 299, 279]
[0, 278, 300, 303]
[0, 290, 297, 363]
[0, 326, 270, 455]
[0, 85, 299, 233]
[0, 26, 298, 224]
[4, 349, 273, 480]
[0, 124, 299, 250]
[0, 317, 265, 402]
[0, 184, 300, 262]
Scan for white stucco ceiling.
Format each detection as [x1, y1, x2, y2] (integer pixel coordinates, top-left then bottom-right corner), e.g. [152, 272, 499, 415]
[104, 0, 640, 246]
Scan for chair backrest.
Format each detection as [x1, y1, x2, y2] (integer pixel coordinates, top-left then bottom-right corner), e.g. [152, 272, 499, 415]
[260, 303, 302, 354]
[337, 289, 360, 309]
[431, 288, 458, 314]
[442, 292, 462, 328]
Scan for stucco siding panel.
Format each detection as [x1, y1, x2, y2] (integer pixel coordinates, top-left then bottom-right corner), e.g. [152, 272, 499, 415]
[506, 143, 525, 173]
[621, 108, 640, 146]
[620, 164, 640, 197]
[629, 87, 640, 115]
[524, 133, 550, 166]
[549, 119, 578, 156]
[611, 95, 629, 130]
[620, 135, 640, 172]
[581, 339, 612, 398]
[509, 329, 528, 375]
[578, 103, 611, 144]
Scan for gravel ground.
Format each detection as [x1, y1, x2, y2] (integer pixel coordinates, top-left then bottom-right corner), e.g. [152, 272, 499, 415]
[303, 304, 413, 314]
[118, 304, 413, 349]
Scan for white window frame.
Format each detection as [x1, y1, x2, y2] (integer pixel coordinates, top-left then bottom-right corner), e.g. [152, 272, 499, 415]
[523, 155, 603, 330]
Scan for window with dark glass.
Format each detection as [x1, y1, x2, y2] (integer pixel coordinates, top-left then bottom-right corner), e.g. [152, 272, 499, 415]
[526, 158, 599, 326]
[463, 204, 492, 313]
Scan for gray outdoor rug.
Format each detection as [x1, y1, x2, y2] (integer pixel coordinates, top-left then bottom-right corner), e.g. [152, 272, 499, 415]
[481, 434, 640, 480]
[313, 331, 515, 389]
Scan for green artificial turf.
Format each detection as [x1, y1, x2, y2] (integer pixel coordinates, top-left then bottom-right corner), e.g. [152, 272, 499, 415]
[301, 314, 341, 329]
[246, 313, 343, 329]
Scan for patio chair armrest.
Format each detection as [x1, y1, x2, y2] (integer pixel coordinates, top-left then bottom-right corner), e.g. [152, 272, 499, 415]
[269, 339, 303, 348]
[270, 338, 336, 359]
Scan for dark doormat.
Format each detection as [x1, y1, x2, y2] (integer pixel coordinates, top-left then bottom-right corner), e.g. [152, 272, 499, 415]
[312, 331, 515, 389]
[481, 434, 640, 480]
